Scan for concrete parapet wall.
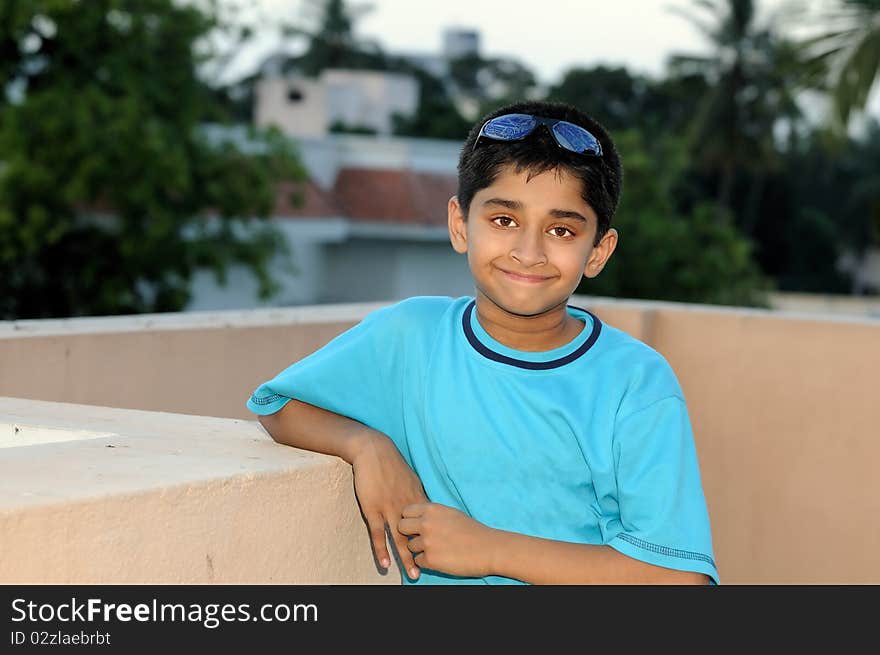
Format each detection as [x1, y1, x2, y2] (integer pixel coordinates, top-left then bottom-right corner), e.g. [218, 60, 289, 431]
[0, 398, 400, 585]
[2, 296, 879, 583]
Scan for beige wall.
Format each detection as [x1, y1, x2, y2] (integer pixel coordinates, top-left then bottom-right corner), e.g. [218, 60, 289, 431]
[647, 307, 879, 583]
[0, 303, 389, 420]
[2, 297, 879, 583]
[0, 398, 401, 584]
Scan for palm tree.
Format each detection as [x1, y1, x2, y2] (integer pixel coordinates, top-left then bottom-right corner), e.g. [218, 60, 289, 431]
[795, 0, 880, 132]
[280, 0, 385, 76]
[667, 0, 811, 234]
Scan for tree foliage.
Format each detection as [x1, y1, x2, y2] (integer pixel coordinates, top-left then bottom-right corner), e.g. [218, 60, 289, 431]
[547, 65, 713, 137]
[666, 0, 817, 225]
[578, 130, 774, 306]
[794, 0, 880, 132]
[773, 119, 880, 293]
[389, 60, 471, 140]
[0, 0, 306, 319]
[281, 0, 388, 75]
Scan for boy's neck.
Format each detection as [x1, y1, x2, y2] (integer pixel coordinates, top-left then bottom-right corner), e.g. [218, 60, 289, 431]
[473, 293, 585, 353]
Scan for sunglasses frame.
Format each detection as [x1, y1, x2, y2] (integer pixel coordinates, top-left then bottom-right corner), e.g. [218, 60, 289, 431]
[473, 113, 603, 157]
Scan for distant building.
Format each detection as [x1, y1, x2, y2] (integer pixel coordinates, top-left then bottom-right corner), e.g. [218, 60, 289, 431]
[838, 247, 880, 295]
[395, 27, 482, 83]
[403, 27, 481, 75]
[442, 27, 480, 60]
[186, 131, 474, 311]
[255, 69, 420, 138]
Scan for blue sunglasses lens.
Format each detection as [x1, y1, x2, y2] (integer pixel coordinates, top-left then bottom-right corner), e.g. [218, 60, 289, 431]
[481, 113, 537, 140]
[552, 120, 602, 155]
[477, 113, 603, 157]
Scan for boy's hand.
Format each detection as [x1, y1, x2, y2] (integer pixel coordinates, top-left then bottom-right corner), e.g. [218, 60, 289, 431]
[397, 502, 495, 579]
[349, 430, 427, 580]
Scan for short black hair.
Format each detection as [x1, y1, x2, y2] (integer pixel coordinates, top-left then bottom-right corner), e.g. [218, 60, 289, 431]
[457, 100, 623, 246]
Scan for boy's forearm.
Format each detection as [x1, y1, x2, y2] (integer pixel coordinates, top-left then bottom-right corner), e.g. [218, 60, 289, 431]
[257, 398, 375, 464]
[484, 529, 709, 585]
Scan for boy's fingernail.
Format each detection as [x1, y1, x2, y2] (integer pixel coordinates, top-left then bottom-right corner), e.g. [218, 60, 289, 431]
[380, 557, 390, 568]
[410, 568, 419, 578]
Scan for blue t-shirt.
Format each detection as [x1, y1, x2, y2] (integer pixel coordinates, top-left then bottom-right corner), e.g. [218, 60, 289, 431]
[247, 295, 720, 585]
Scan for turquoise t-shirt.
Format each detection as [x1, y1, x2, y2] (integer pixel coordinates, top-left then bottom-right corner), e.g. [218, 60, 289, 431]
[247, 295, 720, 585]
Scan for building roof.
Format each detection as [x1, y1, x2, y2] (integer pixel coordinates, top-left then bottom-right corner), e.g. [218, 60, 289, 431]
[274, 167, 456, 227]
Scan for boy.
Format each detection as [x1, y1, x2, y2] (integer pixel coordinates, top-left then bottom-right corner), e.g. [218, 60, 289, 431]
[247, 100, 719, 585]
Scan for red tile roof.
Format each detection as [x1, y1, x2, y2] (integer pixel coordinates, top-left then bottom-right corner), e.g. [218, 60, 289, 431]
[275, 168, 456, 227]
[273, 179, 342, 217]
[78, 167, 457, 228]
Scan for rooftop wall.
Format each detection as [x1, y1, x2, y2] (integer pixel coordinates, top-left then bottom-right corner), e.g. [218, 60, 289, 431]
[2, 296, 878, 584]
[0, 397, 400, 584]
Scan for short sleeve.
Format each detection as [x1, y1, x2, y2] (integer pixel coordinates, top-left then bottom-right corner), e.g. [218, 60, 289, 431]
[607, 396, 720, 584]
[245, 302, 408, 454]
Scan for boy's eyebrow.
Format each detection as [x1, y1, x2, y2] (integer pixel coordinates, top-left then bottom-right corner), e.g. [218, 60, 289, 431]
[483, 198, 588, 223]
[483, 197, 524, 211]
[549, 209, 588, 223]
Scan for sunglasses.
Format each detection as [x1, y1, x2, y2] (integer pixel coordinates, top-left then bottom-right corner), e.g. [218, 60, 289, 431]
[473, 113, 603, 157]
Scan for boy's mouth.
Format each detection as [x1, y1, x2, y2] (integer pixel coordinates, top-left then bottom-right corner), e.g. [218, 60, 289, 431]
[498, 268, 553, 283]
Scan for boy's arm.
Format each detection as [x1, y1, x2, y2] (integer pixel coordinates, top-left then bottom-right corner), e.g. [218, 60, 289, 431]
[260, 399, 428, 579]
[485, 529, 709, 584]
[258, 397, 373, 464]
[398, 502, 709, 584]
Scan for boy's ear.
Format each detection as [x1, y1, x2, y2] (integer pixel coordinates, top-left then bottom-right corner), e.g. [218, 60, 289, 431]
[447, 195, 468, 254]
[583, 227, 618, 279]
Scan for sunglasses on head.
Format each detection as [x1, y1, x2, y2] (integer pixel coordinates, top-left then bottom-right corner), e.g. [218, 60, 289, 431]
[473, 113, 603, 157]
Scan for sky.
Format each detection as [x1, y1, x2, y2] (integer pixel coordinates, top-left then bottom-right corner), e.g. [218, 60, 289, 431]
[227, 0, 879, 119]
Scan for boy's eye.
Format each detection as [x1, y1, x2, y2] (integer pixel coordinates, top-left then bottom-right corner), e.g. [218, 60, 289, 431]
[491, 217, 576, 238]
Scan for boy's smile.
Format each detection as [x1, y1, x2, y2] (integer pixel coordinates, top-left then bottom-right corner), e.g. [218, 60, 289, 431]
[448, 164, 618, 352]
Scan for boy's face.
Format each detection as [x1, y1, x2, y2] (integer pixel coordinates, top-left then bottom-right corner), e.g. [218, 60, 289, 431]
[448, 164, 617, 318]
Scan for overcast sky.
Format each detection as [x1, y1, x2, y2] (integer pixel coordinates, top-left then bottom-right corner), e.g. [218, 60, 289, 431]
[231, 0, 878, 119]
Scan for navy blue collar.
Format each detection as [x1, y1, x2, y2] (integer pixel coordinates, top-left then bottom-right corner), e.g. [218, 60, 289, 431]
[461, 299, 602, 370]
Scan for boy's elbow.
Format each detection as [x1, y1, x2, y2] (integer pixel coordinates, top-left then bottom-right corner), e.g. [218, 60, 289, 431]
[679, 571, 711, 585]
[257, 414, 281, 442]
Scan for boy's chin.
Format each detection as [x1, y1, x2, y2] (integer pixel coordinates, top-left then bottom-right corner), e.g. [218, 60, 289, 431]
[479, 291, 570, 318]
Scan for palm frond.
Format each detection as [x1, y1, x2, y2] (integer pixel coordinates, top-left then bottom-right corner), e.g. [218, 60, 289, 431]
[833, 25, 880, 124]
[665, 3, 720, 39]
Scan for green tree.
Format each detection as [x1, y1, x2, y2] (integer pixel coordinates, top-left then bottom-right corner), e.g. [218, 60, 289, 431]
[389, 60, 471, 140]
[0, 0, 306, 319]
[548, 66, 650, 132]
[446, 52, 538, 121]
[776, 119, 880, 293]
[795, 0, 880, 132]
[579, 130, 773, 307]
[667, 0, 813, 233]
[280, 0, 387, 75]
[547, 65, 711, 136]
[450, 54, 536, 101]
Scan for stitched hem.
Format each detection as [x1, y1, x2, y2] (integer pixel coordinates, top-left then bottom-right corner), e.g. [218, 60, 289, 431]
[615, 533, 716, 569]
[249, 393, 284, 406]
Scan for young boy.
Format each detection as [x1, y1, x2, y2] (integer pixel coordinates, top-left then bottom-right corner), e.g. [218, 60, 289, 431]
[247, 100, 719, 585]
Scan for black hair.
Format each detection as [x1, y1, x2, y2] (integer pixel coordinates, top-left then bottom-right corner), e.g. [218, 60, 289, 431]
[457, 100, 623, 246]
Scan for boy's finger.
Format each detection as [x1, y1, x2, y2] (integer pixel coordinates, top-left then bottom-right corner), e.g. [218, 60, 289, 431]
[401, 503, 427, 518]
[397, 517, 420, 536]
[391, 532, 421, 580]
[366, 515, 391, 568]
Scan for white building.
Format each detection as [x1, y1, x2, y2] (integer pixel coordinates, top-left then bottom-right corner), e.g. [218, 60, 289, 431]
[255, 69, 420, 138]
[186, 132, 474, 311]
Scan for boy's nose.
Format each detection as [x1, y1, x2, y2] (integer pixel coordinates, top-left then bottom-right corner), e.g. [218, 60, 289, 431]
[510, 231, 547, 267]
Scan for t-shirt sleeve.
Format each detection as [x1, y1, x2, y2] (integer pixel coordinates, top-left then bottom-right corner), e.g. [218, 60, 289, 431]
[245, 302, 408, 454]
[607, 396, 720, 585]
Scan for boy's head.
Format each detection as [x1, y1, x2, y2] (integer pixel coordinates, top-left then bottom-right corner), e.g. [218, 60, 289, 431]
[456, 100, 623, 247]
[448, 100, 622, 319]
